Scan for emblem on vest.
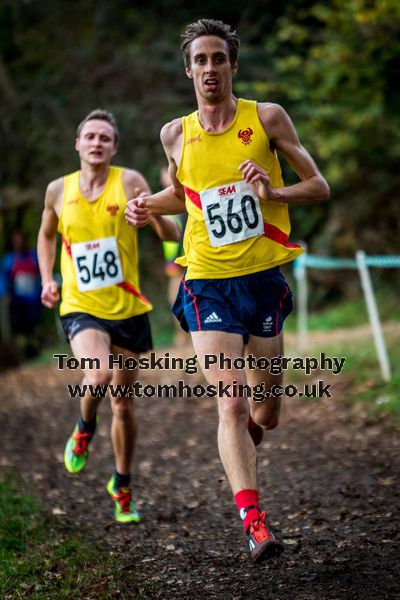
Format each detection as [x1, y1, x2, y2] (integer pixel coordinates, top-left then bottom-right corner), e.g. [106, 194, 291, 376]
[185, 134, 202, 146]
[66, 198, 80, 205]
[107, 204, 120, 216]
[238, 128, 253, 145]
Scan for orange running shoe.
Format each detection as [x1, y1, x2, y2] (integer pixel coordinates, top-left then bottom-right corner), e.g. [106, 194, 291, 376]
[246, 511, 284, 563]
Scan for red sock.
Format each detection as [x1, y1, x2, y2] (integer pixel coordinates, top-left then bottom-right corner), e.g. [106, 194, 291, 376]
[234, 489, 260, 531]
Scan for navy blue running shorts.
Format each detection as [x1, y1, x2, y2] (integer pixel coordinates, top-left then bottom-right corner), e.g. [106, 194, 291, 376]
[171, 267, 293, 344]
[60, 312, 153, 353]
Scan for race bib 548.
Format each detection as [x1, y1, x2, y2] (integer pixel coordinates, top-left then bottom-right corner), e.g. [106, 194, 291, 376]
[71, 236, 123, 292]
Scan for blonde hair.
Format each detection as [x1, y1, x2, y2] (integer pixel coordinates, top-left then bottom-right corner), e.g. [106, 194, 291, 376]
[76, 109, 119, 143]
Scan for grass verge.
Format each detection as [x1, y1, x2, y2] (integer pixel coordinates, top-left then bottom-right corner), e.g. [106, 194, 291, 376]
[332, 339, 400, 418]
[285, 285, 400, 333]
[0, 473, 142, 599]
[290, 330, 400, 419]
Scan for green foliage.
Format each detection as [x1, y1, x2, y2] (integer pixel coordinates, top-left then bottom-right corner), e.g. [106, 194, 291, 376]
[239, 0, 400, 256]
[1, 0, 399, 308]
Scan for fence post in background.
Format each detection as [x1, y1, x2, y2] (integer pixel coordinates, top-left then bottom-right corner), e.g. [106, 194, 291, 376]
[294, 250, 308, 352]
[356, 250, 391, 382]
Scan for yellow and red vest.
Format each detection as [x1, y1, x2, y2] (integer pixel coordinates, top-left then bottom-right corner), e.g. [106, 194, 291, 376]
[176, 98, 303, 279]
[58, 166, 152, 319]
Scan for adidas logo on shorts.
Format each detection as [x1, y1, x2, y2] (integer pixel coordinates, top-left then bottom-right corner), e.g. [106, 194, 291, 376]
[204, 312, 222, 324]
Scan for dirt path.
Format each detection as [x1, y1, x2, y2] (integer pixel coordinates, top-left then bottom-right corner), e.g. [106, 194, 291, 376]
[1, 340, 399, 600]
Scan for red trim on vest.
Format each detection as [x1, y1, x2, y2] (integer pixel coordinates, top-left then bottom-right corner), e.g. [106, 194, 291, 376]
[117, 282, 151, 305]
[181, 277, 202, 330]
[62, 235, 72, 257]
[184, 186, 202, 209]
[263, 223, 301, 249]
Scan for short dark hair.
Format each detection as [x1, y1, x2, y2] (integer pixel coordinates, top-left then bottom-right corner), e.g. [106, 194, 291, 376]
[181, 19, 240, 68]
[76, 109, 119, 144]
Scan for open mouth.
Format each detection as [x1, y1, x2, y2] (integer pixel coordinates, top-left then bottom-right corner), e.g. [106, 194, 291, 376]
[204, 78, 219, 91]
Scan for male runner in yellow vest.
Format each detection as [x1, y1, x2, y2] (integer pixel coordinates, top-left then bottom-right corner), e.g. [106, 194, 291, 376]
[126, 20, 329, 561]
[37, 109, 179, 524]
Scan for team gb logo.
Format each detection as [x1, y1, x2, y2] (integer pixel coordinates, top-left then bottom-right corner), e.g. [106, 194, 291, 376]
[238, 128, 253, 145]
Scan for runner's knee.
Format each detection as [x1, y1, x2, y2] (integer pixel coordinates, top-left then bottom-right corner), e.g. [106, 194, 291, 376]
[85, 368, 113, 387]
[218, 396, 248, 426]
[111, 397, 133, 420]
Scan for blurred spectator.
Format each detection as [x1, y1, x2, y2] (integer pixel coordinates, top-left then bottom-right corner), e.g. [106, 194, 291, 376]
[0, 229, 42, 355]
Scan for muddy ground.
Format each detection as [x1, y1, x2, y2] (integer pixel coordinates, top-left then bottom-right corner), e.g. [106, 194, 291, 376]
[0, 339, 399, 600]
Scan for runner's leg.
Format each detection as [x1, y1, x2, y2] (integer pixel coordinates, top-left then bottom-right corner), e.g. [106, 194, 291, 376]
[191, 330, 257, 493]
[109, 345, 138, 475]
[64, 327, 113, 473]
[107, 345, 141, 523]
[245, 333, 284, 430]
[70, 327, 113, 420]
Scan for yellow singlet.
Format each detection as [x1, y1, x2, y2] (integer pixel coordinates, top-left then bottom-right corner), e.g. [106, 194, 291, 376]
[176, 98, 303, 280]
[58, 166, 152, 319]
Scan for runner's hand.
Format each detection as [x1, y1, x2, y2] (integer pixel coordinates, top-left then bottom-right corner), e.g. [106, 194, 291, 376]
[238, 160, 278, 201]
[125, 188, 152, 227]
[41, 281, 60, 308]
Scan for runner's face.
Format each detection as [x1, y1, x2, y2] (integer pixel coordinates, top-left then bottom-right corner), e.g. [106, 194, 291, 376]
[186, 36, 237, 104]
[75, 120, 117, 166]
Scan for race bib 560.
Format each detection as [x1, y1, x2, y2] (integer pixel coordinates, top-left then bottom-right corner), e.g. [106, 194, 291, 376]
[71, 236, 123, 292]
[200, 181, 264, 248]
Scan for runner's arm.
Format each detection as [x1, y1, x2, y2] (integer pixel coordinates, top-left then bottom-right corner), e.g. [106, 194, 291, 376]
[239, 103, 329, 205]
[37, 180, 62, 308]
[125, 120, 186, 227]
[148, 213, 180, 242]
[123, 168, 181, 240]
